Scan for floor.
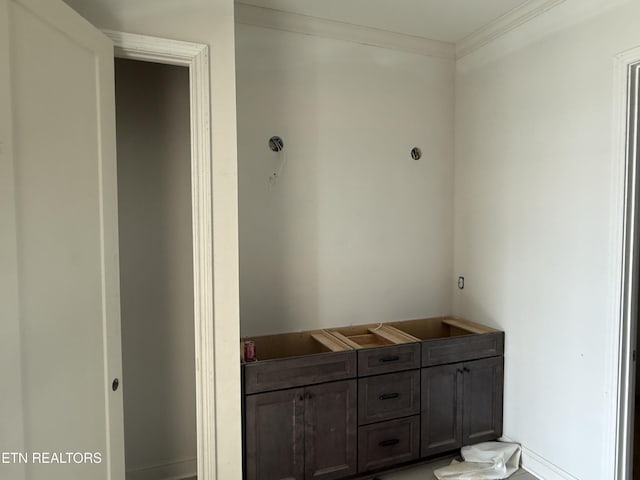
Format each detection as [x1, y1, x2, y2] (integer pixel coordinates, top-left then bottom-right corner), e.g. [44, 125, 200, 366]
[182, 459, 539, 480]
[376, 457, 539, 480]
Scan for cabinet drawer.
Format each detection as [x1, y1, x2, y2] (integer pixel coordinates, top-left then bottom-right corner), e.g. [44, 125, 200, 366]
[358, 370, 420, 425]
[358, 416, 420, 473]
[358, 343, 420, 376]
[422, 332, 504, 367]
[244, 351, 357, 394]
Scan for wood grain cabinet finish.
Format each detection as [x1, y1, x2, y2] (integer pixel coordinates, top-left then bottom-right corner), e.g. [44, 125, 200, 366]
[421, 363, 463, 457]
[462, 356, 504, 445]
[421, 332, 504, 367]
[245, 380, 357, 480]
[357, 343, 420, 377]
[245, 388, 305, 480]
[358, 370, 420, 425]
[304, 380, 358, 479]
[244, 351, 357, 394]
[421, 357, 504, 457]
[357, 415, 420, 472]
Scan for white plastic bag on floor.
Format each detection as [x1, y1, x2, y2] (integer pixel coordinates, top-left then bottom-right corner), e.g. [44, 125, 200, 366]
[434, 442, 521, 479]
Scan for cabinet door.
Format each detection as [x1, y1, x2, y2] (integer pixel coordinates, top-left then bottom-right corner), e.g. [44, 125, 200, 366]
[305, 380, 357, 480]
[421, 363, 463, 457]
[462, 356, 504, 445]
[245, 388, 305, 480]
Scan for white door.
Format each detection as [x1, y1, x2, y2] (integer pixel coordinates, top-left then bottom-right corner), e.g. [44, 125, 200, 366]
[0, 0, 124, 479]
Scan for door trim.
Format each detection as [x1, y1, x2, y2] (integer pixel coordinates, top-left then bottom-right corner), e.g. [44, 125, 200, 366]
[609, 46, 640, 480]
[103, 30, 218, 480]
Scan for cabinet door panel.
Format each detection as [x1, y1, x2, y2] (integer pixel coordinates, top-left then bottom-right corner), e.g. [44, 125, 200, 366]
[245, 388, 305, 480]
[421, 363, 463, 457]
[463, 356, 504, 444]
[305, 380, 357, 480]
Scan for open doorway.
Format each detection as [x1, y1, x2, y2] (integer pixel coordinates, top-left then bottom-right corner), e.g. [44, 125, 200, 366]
[114, 58, 196, 480]
[102, 30, 220, 479]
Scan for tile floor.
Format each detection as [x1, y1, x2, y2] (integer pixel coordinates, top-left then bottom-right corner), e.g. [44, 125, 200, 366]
[377, 457, 538, 480]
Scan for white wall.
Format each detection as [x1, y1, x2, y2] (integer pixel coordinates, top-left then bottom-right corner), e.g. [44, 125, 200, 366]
[115, 59, 195, 478]
[236, 24, 455, 336]
[453, 1, 638, 478]
[61, 1, 242, 477]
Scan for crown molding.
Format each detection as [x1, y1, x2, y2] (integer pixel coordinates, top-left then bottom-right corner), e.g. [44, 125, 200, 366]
[234, 2, 456, 60]
[235, 1, 567, 61]
[456, 0, 567, 58]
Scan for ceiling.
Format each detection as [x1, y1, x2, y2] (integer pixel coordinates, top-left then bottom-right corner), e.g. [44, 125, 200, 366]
[235, 0, 532, 44]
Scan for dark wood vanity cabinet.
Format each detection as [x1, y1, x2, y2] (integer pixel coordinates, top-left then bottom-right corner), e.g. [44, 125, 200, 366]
[245, 379, 357, 480]
[242, 317, 504, 479]
[421, 356, 504, 457]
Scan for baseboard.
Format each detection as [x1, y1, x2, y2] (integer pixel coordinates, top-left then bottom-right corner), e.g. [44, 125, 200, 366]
[126, 457, 197, 480]
[501, 436, 579, 480]
[521, 447, 581, 480]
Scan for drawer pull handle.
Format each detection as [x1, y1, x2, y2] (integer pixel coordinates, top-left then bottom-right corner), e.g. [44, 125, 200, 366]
[379, 355, 400, 363]
[379, 439, 400, 447]
[379, 393, 399, 400]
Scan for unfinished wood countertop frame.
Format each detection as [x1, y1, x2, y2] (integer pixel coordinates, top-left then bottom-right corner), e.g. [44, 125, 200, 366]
[241, 316, 498, 360]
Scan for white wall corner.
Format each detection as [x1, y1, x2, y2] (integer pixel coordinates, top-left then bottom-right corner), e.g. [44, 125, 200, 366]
[455, 0, 567, 58]
[234, 2, 456, 59]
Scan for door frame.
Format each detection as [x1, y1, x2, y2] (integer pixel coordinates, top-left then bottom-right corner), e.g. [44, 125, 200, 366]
[610, 47, 640, 480]
[103, 30, 218, 480]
